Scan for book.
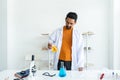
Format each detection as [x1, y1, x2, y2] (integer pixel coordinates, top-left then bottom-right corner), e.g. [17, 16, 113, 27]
[14, 69, 29, 79]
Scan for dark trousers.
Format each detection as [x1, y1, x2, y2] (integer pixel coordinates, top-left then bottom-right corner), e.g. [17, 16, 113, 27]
[57, 60, 71, 70]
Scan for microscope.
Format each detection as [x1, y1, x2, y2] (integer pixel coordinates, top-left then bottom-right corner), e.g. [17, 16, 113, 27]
[28, 55, 37, 80]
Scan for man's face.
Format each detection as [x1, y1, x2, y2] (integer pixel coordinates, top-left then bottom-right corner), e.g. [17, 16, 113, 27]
[65, 17, 76, 29]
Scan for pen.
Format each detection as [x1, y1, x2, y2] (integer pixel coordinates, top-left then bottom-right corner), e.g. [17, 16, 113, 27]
[100, 73, 104, 80]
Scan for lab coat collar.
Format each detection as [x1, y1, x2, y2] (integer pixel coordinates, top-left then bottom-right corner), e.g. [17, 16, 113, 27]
[58, 26, 77, 32]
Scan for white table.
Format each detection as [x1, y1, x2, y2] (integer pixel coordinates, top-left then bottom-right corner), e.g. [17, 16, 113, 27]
[0, 70, 120, 80]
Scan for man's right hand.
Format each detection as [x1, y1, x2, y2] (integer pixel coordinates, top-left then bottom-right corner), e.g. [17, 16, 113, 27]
[48, 43, 52, 49]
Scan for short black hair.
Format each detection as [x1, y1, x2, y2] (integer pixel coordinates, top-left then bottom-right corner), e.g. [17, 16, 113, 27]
[66, 12, 78, 22]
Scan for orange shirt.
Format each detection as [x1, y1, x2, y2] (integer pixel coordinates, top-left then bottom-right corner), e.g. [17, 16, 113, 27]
[59, 26, 73, 61]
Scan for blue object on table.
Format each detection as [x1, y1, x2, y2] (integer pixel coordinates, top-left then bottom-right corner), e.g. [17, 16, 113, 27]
[59, 62, 66, 77]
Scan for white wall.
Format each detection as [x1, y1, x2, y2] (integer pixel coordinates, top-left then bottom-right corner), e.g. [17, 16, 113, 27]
[108, 0, 114, 69]
[81, 0, 111, 69]
[0, 0, 2, 70]
[113, 0, 120, 69]
[107, 0, 120, 70]
[0, 0, 7, 70]
[6, 0, 111, 70]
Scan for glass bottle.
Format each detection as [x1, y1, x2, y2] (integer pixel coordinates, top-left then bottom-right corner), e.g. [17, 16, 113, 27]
[59, 62, 66, 77]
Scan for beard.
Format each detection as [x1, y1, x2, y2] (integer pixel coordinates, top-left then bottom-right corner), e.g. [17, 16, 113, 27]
[66, 26, 71, 29]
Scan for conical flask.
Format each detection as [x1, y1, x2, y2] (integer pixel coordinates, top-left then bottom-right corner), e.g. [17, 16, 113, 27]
[59, 62, 66, 77]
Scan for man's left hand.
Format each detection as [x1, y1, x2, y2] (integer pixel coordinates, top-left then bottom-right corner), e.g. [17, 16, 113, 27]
[78, 67, 83, 71]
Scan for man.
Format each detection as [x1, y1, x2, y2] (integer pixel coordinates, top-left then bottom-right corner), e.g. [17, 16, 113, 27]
[48, 12, 84, 71]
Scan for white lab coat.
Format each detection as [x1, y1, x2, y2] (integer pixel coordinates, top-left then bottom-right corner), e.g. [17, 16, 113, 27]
[48, 26, 84, 70]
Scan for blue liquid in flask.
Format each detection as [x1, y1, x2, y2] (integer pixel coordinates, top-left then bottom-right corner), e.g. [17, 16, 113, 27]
[59, 62, 66, 77]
